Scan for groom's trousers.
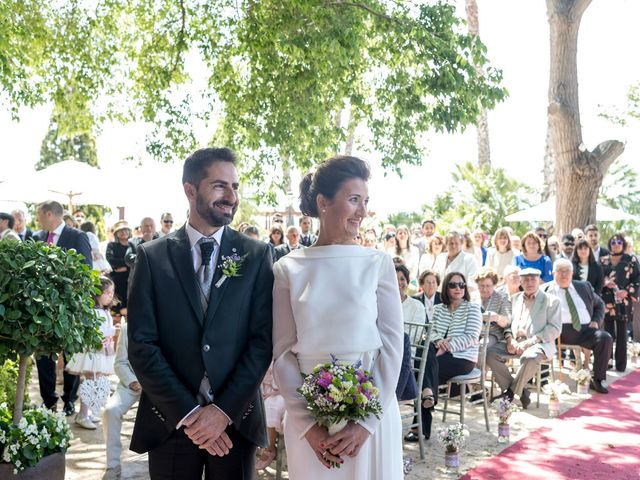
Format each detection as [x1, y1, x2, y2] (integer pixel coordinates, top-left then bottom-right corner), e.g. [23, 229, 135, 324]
[148, 426, 256, 480]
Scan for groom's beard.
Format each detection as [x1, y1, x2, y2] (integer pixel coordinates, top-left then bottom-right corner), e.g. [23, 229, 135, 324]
[196, 193, 238, 228]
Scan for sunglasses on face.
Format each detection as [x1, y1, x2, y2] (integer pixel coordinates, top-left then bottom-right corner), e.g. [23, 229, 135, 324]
[538, 233, 548, 239]
[163, 220, 173, 224]
[611, 239, 624, 246]
[563, 242, 574, 247]
[447, 281, 466, 290]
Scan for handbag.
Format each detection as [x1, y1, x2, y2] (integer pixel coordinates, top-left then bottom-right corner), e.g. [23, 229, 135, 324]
[79, 372, 111, 411]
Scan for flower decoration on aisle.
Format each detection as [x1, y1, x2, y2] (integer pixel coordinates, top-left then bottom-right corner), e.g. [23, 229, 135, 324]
[492, 396, 519, 425]
[569, 369, 592, 386]
[437, 422, 469, 453]
[543, 380, 571, 401]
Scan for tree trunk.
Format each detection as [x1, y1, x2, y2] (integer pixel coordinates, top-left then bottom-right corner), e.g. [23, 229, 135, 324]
[465, 0, 491, 169]
[344, 105, 355, 155]
[547, 0, 624, 235]
[12, 354, 28, 425]
[542, 126, 555, 201]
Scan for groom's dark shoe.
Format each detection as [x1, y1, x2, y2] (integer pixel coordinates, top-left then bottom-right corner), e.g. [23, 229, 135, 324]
[590, 379, 609, 394]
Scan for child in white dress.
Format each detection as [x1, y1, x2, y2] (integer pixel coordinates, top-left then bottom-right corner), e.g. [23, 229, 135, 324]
[256, 363, 285, 470]
[66, 276, 117, 429]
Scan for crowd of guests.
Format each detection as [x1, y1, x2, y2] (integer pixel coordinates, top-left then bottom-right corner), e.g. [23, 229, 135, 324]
[1, 203, 639, 477]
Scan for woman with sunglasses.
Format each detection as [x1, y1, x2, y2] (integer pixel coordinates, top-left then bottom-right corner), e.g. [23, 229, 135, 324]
[418, 272, 482, 439]
[600, 233, 640, 371]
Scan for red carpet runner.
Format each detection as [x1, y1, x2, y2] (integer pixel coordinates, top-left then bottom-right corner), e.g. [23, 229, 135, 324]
[460, 368, 640, 480]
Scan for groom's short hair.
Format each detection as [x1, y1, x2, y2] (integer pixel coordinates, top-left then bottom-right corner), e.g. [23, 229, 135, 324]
[182, 147, 237, 187]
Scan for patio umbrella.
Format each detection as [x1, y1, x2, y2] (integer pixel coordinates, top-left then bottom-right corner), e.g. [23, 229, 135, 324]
[0, 161, 114, 210]
[505, 196, 635, 222]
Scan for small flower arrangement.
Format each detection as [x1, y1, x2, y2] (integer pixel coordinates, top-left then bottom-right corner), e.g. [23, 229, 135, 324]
[492, 397, 519, 425]
[0, 403, 72, 474]
[437, 422, 469, 453]
[543, 380, 571, 401]
[298, 355, 382, 429]
[628, 342, 640, 357]
[215, 252, 248, 288]
[569, 369, 592, 386]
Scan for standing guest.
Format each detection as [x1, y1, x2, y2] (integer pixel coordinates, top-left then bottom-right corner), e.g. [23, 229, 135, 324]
[534, 227, 548, 248]
[486, 268, 561, 408]
[298, 216, 316, 247]
[544, 235, 560, 263]
[242, 225, 260, 240]
[73, 209, 86, 225]
[80, 221, 112, 275]
[33, 200, 92, 416]
[510, 235, 522, 252]
[434, 231, 478, 293]
[106, 221, 132, 314]
[362, 230, 378, 249]
[572, 239, 604, 295]
[559, 234, 576, 259]
[268, 224, 284, 247]
[462, 230, 481, 268]
[103, 321, 141, 480]
[125, 217, 159, 271]
[514, 231, 553, 283]
[485, 227, 520, 278]
[274, 225, 303, 261]
[585, 224, 609, 262]
[543, 259, 613, 393]
[571, 228, 585, 243]
[414, 219, 436, 257]
[418, 272, 482, 438]
[600, 233, 640, 372]
[418, 233, 445, 275]
[66, 276, 117, 429]
[127, 147, 273, 479]
[497, 265, 522, 299]
[475, 268, 511, 347]
[63, 213, 78, 228]
[473, 230, 488, 266]
[394, 224, 420, 280]
[273, 155, 404, 478]
[413, 270, 441, 323]
[157, 212, 174, 237]
[11, 209, 33, 241]
[397, 264, 426, 331]
[0, 212, 20, 241]
[383, 231, 397, 253]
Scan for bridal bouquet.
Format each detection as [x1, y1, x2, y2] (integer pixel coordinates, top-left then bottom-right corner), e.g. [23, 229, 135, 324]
[298, 355, 382, 436]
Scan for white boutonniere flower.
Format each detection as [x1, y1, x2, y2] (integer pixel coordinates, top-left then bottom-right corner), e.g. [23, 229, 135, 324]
[215, 252, 248, 288]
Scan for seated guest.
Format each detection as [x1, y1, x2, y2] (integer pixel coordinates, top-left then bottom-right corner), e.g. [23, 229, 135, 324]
[434, 231, 479, 293]
[475, 268, 511, 347]
[486, 267, 561, 408]
[544, 235, 560, 263]
[413, 270, 441, 323]
[497, 265, 522, 299]
[397, 265, 426, 331]
[394, 225, 420, 280]
[418, 233, 445, 275]
[419, 272, 482, 438]
[514, 231, 553, 283]
[543, 259, 613, 393]
[510, 235, 522, 252]
[485, 227, 520, 278]
[559, 234, 576, 259]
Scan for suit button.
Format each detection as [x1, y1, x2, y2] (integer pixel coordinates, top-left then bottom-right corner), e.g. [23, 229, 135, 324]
[202, 344, 210, 352]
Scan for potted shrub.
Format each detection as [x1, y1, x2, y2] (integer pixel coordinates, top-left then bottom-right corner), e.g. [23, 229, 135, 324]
[0, 240, 102, 478]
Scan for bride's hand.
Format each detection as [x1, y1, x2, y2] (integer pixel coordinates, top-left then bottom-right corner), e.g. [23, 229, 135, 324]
[305, 424, 342, 468]
[324, 422, 371, 458]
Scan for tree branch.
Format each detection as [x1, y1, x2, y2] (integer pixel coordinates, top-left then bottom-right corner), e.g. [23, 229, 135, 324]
[169, 0, 187, 78]
[325, 1, 395, 22]
[592, 139, 625, 175]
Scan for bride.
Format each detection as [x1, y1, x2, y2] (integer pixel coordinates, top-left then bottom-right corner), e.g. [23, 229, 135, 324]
[272, 155, 404, 479]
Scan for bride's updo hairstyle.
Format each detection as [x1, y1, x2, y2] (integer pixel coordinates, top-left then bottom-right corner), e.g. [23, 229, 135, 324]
[299, 156, 371, 218]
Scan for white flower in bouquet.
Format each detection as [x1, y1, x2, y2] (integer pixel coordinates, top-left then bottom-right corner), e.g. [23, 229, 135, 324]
[492, 397, 520, 424]
[569, 368, 592, 386]
[437, 422, 469, 453]
[543, 380, 571, 400]
[628, 342, 640, 356]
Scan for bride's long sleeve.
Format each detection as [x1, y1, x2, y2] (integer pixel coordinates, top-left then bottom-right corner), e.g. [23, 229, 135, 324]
[360, 255, 404, 434]
[272, 261, 316, 439]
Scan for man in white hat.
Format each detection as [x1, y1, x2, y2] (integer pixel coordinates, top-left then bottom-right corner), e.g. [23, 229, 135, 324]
[486, 267, 562, 408]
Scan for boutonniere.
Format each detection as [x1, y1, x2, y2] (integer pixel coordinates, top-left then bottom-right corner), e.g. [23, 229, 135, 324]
[215, 250, 248, 288]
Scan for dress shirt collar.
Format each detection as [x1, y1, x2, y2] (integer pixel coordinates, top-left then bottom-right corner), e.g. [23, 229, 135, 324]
[48, 221, 65, 244]
[185, 222, 225, 250]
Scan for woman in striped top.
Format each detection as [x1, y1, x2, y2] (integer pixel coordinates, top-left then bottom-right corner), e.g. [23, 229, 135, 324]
[418, 271, 482, 439]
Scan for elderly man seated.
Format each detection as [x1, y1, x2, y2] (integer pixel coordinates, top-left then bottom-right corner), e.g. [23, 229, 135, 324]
[543, 258, 613, 393]
[486, 267, 562, 408]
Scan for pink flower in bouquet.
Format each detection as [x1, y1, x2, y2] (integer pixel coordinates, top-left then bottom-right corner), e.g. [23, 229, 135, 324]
[317, 371, 333, 389]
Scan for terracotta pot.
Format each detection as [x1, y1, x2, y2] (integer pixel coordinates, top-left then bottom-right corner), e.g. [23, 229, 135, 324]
[0, 452, 65, 480]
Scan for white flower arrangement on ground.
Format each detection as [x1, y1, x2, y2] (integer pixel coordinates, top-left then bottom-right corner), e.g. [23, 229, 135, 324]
[0, 403, 72, 474]
[569, 369, 592, 386]
[437, 422, 469, 453]
[543, 380, 571, 401]
[628, 342, 640, 357]
[492, 397, 520, 424]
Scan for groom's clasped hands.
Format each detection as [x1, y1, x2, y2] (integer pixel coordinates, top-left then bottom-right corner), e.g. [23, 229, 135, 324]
[306, 422, 371, 468]
[183, 405, 233, 457]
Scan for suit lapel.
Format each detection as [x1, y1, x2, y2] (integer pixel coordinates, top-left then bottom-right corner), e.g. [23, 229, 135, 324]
[204, 228, 236, 328]
[168, 227, 204, 323]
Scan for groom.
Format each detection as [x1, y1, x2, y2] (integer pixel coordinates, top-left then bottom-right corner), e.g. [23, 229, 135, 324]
[128, 147, 274, 479]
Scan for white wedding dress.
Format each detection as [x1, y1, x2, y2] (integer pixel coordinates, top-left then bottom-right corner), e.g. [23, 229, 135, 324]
[273, 245, 404, 479]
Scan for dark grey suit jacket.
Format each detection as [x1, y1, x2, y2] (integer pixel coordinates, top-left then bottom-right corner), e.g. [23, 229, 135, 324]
[544, 280, 605, 327]
[127, 226, 273, 452]
[34, 225, 92, 267]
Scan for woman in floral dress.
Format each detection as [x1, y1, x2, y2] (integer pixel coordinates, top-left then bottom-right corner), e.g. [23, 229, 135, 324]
[600, 233, 640, 372]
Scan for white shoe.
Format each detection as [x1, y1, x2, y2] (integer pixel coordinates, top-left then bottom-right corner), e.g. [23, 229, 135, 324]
[102, 467, 121, 480]
[90, 414, 101, 423]
[75, 415, 97, 430]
